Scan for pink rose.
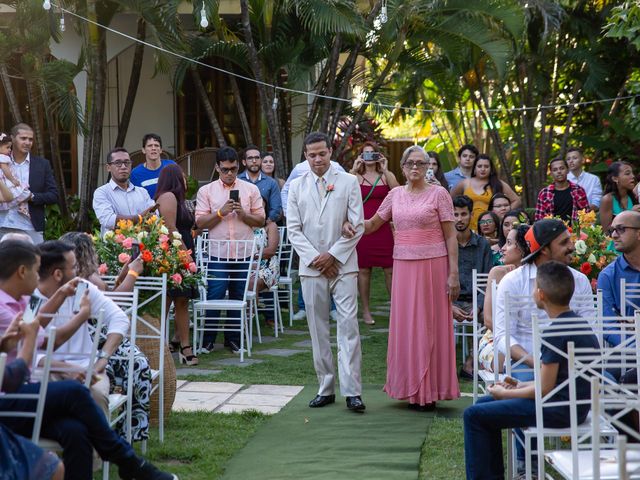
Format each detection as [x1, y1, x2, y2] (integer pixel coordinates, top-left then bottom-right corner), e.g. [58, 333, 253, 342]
[98, 263, 108, 275]
[118, 253, 131, 264]
[114, 234, 126, 244]
[122, 237, 134, 249]
[171, 273, 183, 285]
[188, 262, 197, 273]
[159, 234, 169, 243]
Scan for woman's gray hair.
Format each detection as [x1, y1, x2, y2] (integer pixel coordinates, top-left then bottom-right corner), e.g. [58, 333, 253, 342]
[400, 145, 428, 165]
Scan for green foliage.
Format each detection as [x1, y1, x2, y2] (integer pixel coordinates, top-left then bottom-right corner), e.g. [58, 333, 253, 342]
[44, 196, 98, 240]
[605, 1, 640, 50]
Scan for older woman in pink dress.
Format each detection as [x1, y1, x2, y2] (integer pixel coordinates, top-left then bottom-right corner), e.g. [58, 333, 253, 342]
[364, 145, 460, 410]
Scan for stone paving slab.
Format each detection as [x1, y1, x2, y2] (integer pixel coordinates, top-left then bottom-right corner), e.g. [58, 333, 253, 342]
[253, 335, 279, 344]
[256, 348, 306, 357]
[370, 328, 389, 333]
[283, 329, 309, 335]
[176, 380, 188, 389]
[230, 393, 294, 407]
[175, 368, 223, 376]
[217, 404, 282, 415]
[292, 340, 313, 348]
[179, 382, 243, 393]
[242, 385, 304, 396]
[213, 357, 264, 367]
[172, 391, 234, 412]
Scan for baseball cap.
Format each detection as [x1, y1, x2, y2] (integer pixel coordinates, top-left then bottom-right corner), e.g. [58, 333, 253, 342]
[521, 219, 568, 263]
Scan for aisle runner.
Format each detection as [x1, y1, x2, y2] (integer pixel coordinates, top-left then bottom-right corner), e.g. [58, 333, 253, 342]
[221, 385, 435, 480]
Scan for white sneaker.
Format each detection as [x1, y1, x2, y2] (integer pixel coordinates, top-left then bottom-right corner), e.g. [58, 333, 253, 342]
[330, 310, 338, 322]
[292, 310, 307, 321]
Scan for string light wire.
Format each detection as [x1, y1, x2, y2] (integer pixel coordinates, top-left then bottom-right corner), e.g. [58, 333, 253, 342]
[48, 2, 640, 116]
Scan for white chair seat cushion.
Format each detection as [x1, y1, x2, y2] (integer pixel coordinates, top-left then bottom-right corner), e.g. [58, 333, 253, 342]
[545, 449, 640, 479]
[108, 393, 127, 411]
[478, 370, 504, 383]
[278, 277, 292, 285]
[523, 412, 616, 436]
[194, 300, 247, 309]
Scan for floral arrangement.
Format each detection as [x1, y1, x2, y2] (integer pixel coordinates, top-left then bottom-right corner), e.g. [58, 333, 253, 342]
[548, 210, 616, 290]
[94, 214, 202, 290]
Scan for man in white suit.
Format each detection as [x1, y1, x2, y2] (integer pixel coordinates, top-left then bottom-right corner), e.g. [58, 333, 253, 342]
[287, 132, 366, 412]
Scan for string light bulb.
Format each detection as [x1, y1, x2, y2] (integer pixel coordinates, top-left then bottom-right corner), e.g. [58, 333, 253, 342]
[60, 14, 65, 32]
[272, 94, 278, 110]
[379, 0, 388, 24]
[199, 4, 208, 28]
[43, 0, 51, 10]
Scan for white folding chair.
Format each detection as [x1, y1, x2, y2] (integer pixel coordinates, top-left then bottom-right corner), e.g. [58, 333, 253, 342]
[538, 317, 640, 479]
[0, 328, 57, 444]
[193, 238, 261, 361]
[276, 226, 297, 327]
[250, 227, 284, 338]
[470, 270, 490, 402]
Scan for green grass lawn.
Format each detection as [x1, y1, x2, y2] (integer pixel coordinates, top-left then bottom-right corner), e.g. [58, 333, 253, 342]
[101, 269, 476, 479]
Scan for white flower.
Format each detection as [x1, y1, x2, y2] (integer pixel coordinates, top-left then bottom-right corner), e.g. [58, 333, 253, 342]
[172, 239, 183, 248]
[574, 240, 587, 255]
[136, 231, 146, 241]
[103, 230, 115, 240]
[172, 231, 182, 239]
[160, 226, 169, 234]
[587, 253, 597, 264]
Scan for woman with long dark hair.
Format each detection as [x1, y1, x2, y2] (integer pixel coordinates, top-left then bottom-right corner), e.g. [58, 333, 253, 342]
[155, 163, 198, 366]
[488, 193, 511, 221]
[451, 154, 520, 230]
[426, 151, 449, 190]
[600, 161, 639, 232]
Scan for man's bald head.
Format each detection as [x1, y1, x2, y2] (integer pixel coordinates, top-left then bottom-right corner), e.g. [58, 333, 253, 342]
[611, 210, 640, 254]
[0, 232, 34, 244]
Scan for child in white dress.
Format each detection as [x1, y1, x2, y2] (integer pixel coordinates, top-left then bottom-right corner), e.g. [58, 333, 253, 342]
[0, 132, 31, 218]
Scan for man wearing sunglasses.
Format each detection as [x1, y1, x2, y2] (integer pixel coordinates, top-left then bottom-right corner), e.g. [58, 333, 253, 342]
[195, 147, 265, 353]
[93, 148, 156, 237]
[598, 210, 640, 347]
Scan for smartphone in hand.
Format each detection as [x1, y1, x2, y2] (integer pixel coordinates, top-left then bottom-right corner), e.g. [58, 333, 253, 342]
[131, 243, 140, 260]
[229, 190, 240, 202]
[73, 281, 89, 313]
[23, 295, 43, 324]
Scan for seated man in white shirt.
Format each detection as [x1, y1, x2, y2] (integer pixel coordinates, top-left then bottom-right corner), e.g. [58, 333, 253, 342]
[493, 219, 595, 381]
[36, 241, 131, 417]
[93, 148, 156, 237]
[566, 146, 602, 211]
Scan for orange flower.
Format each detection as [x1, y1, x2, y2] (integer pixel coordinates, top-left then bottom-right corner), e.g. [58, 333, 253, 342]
[141, 250, 153, 263]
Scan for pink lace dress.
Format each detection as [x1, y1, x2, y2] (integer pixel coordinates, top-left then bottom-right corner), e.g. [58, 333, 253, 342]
[376, 185, 460, 405]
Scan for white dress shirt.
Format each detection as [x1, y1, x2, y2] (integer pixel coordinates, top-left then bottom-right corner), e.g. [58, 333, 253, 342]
[493, 262, 595, 356]
[37, 283, 130, 368]
[568, 170, 603, 208]
[281, 160, 344, 215]
[93, 179, 155, 236]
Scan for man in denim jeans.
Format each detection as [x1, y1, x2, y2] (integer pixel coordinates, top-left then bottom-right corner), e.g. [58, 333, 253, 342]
[195, 147, 265, 353]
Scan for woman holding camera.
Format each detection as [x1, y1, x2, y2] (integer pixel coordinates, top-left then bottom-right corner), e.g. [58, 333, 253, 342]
[350, 142, 399, 325]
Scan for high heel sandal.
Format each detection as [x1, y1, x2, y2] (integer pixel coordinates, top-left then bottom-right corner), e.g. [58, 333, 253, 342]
[169, 339, 180, 353]
[179, 346, 199, 366]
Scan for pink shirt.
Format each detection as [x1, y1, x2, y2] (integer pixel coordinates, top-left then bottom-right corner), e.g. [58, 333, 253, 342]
[0, 288, 45, 363]
[377, 185, 454, 260]
[195, 178, 265, 257]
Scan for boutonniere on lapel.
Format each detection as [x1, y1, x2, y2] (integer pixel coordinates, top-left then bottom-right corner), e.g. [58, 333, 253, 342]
[325, 184, 335, 198]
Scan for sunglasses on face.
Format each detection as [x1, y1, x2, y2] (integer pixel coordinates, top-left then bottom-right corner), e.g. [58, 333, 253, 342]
[219, 166, 239, 174]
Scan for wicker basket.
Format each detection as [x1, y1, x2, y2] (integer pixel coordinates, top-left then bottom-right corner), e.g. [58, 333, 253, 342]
[138, 314, 176, 425]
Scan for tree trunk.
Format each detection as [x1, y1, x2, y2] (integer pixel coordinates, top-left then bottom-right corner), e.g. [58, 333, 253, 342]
[0, 63, 22, 124]
[25, 78, 45, 156]
[115, 19, 146, 148]
[226, 61, 253, 145]
[190, 67, 227, 147]
[239, 0, 288, 174]
[318, 34, 342, 132]
[41, 84, 68, 216]
[78, 1, 107, 232]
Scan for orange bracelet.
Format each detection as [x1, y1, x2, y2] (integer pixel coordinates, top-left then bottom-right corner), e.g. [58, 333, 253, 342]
[217, 209, 224, 219]
[127, 270, 139, 278]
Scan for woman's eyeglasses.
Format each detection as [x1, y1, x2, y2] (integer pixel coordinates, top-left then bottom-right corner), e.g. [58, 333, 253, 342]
[403, 161, 428, 169]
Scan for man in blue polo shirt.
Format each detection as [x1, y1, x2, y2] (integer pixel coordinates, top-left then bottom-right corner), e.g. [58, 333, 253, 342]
[238, 145, 282, 222]
[130, 133, 176, 198]
[444, 144, 478, 191]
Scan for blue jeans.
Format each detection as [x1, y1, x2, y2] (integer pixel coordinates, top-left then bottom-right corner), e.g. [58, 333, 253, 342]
[463, 396, 568, 480]
[297, 285, 336, 311]
[205, 259, 249, 345]
[0, 380, 139, 480]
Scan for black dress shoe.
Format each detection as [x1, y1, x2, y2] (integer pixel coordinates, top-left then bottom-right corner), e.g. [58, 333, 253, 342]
[346, 396, 366, 412]
[308, 394, 335, 408]
[408, 402, 436, 412]
[224, 340, 241, 353]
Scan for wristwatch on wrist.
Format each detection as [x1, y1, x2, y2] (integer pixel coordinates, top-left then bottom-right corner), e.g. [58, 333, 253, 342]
[97, 350, 110, 361]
